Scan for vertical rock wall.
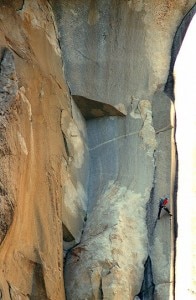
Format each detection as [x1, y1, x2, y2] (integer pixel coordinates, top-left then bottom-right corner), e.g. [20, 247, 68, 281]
[51, 0, 195, 299]
[0, 1, 195, 299]
[0, 1, 71, 299]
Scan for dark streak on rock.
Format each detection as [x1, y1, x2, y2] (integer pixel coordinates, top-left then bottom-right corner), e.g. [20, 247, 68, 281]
[72, 95, 126, 120]
[164, 4, 196, 100]
[62, 134, 71, 158]
[0, 48, 17, 245]
[0, 196, 14, 244]
[99, 277, 104, 299]
[16, 0, 25, 11]
[31, 263, 48, 300]
[7, 281, 13, 300]
[0, 184, 7, 196]
[136, 256, 155, 299]
[0, 48, 18, 115]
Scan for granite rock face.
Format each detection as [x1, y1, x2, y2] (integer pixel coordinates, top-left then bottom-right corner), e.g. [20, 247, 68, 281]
[51, 1, 194, 299]
[0, 49, 17, 245]
[0, 1, 195, 299]
[0, 2, 68, 299]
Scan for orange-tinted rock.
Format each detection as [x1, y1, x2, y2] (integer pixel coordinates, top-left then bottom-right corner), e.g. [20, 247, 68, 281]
[0, 2, 69, 298]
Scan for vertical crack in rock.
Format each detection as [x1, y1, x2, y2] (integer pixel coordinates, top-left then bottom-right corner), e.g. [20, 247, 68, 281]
[99, 277, 103, 300]
[0, 48, 17, 245]
[164, 4, 196, 100]
[62, 134, 71, 160]
[136, 256, 155, 300]
[146, 181, 156, 243]
[173, 159, 178, 298]
[7, 281, 13, 300]
[173, 152, 178, 240]
[50, 1, 191, 298]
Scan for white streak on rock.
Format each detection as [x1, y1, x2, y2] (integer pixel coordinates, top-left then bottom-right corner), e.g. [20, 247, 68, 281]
[17, 131, 28, 155]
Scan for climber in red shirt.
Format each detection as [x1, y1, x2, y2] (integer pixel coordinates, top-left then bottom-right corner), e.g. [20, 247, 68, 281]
[157, 196, 172, 219]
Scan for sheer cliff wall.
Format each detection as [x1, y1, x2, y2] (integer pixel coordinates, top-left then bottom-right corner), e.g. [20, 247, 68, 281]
[51, 1, 194, 299]
[0, 1, 195, 299]
[0, 2, 68, 299]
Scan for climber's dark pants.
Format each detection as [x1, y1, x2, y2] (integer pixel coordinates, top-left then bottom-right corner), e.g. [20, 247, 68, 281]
[158, 206, 171, 219]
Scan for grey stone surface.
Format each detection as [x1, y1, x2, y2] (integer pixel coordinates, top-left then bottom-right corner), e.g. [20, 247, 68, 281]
[87, 111, 154, 212]
[0, 48, 17, 245]
[51, 0, 149, 104]
[61, 100, 89, 243]
[0, 48, 18, 114]
[50, 0, 195, 299]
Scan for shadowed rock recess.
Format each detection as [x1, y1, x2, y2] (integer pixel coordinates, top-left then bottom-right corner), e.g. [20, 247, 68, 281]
[0, 1, 195, 299]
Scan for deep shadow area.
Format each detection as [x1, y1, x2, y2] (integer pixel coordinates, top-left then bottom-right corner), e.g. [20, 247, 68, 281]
[31, 263, 47, 300]
[63, 224, 75, 242]
[136, 256, 155, 300]
[72, 95, 126, 120]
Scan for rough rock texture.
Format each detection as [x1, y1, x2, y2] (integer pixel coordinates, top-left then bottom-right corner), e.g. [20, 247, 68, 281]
[0, 49, 17, 245]
[137, 256, 155, 299]
[60, 100, 89, 246]
[0, 1, 195, 299]
[0, 1, 70, 299]
[50, 1, 195, 299]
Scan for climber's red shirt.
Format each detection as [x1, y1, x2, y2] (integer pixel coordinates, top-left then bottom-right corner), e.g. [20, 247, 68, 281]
[162, 198, 168, 206]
